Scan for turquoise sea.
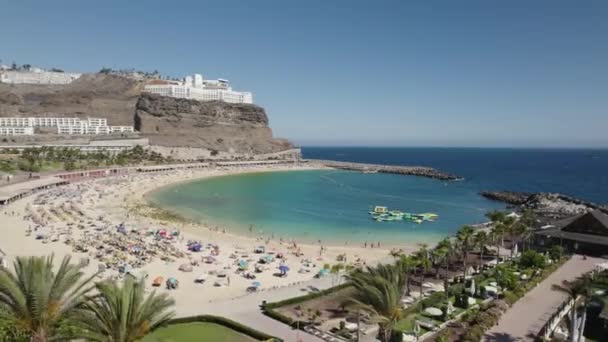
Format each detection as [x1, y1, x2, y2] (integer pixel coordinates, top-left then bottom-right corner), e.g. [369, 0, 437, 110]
[150, 147, 608, 246]
[149, 169, 504, 245]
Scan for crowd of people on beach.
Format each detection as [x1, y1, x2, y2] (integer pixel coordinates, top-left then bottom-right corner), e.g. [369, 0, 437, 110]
[2, 163, 382, 304]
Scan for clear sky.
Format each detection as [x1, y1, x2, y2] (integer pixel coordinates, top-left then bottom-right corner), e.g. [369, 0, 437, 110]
[1, 0, 607, 147]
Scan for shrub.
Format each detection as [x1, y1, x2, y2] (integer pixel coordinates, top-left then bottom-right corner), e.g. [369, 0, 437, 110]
[448, 283, 465, 298]
[479, 286, 487, 298]
[549, 245, 564, 261]
[519, 250, 546, 269]
[421, 291, 445, 309]
[455, 292, 470, 309]
[463, 325, 486, 341]
[502, 290, 519, 306]
[388, 329, 404, 342]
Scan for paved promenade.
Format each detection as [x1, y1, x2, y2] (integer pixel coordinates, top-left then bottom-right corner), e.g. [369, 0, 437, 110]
[483, 255, 603, 342]
[175, 276, 339, 342]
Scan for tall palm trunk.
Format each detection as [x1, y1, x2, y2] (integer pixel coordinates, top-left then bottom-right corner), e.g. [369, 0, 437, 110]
[496, 241, 501, 262]
[570, 304, 577, 342]
[577, 307, 586, 342]
[420, 271, 425, 298]
[444, 257, 450, 300]
[462, 251, 468, 277]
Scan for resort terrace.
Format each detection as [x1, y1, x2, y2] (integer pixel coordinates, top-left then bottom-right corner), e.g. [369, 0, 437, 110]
[0, 176, 68, 205]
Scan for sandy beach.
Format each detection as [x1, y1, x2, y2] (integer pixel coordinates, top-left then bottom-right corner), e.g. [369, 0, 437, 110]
[0, 163, 410, 314]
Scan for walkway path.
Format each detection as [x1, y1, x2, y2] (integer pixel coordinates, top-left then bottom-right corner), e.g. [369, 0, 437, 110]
[175, 276, 340, 342]
[483, 255, 603, 342]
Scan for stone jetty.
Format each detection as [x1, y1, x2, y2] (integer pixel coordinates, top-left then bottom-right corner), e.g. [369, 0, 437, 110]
[309, 160, 461, 181]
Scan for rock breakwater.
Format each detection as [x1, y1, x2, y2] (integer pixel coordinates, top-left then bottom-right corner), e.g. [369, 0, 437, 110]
[481, 191, 608, 219]
[311, 160, 461, 181]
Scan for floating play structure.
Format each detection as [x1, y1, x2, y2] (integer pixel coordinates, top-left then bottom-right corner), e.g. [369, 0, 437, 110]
[369, 206, 438, 224]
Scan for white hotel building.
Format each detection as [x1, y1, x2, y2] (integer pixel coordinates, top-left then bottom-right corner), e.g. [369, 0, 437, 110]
[143, 73, 253, 104]
[0, 126, 34, 136]
[0, 117, 135, 136]
[0, 70, 82, 85]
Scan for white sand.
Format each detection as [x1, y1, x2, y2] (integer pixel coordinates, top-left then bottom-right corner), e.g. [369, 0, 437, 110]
[0, 163, 414, 313]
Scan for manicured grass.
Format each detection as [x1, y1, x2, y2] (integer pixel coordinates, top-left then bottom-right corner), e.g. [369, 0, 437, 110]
[142, 322, 258, 342]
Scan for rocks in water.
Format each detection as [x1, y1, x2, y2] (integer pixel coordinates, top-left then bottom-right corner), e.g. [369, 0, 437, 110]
[480, 191, 531, 205]
[481, 191, 608, 219]
[313, 160, 461, 181]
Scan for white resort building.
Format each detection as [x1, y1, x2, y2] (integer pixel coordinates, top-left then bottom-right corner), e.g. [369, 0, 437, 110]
[143, 73, 253, 104]
[0, 127, 34, 136]
[0, 117, 135, 136]
[0, 70, 81, 85]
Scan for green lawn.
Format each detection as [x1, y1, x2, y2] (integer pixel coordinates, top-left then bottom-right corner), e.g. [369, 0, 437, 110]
[142, 322, 258, 342]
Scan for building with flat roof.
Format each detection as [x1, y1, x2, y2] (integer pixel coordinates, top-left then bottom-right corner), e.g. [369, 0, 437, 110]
[0, 117, 134, 135]
[0, 70, 81, 85]
[0, 126, 34, 136]
[143, 73, 253, 104]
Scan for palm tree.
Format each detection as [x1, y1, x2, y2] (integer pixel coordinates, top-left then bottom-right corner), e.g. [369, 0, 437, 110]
[415, 245, 432, 296]
[398, 255, 418, 297]
[436, 238, 455, 299]
[517, 210, 536, 251]
[0, 255, 97, 341]
[456, 226, 475, 277]
[551, 275, 593, 342]
[490, 222, 505, 262]
[431, 247, 448, 279]
[76, 277, 175, 342]
[347, 264, 404, 342]
[474, 231, 489, 267]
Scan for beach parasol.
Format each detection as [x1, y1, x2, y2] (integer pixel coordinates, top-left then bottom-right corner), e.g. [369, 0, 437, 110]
[179, 264, 193, 272]
[279, 265, 290, 274]
[152, 276, 163, 287]
[195, 273, 207, 283]
[205, 256, 216, 263]
[252, 281, 261, 287]
[238, 260, 249, 270]
[424, 307, 442, 317]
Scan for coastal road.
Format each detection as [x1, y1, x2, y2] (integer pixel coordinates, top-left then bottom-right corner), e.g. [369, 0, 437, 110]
[483, 255, 603, 342]
[175, 276, 339, 342]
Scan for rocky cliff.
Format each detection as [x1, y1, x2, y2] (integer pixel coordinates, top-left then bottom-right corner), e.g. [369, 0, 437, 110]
[0, 74, 141, 125]
[134, 93, 292, 154]
[0, 73, 294, 156]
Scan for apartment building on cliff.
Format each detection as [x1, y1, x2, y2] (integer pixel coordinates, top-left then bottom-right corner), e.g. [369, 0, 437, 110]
[143, 73, 253, 104]
[0, 117, 134, 136]
[0, 70, 81, 85]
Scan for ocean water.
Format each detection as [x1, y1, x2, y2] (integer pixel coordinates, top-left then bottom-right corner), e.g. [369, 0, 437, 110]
[150, 147, 608, 246]
[303, 147, 608, 204]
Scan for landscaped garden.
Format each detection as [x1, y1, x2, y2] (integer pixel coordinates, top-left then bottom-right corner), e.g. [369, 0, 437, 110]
[262, 210, 571, 342]
[142, 322, 258, 342]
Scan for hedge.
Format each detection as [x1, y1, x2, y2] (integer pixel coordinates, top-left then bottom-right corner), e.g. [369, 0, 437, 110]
[262, 283, 351, 328]
[165, 315, 282, 341]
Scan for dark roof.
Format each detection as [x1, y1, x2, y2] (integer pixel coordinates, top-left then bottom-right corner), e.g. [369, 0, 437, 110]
[535, 210, 608, 246]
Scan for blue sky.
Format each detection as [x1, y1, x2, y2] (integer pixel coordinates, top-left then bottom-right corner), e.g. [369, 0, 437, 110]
[1, 1, 607, 147]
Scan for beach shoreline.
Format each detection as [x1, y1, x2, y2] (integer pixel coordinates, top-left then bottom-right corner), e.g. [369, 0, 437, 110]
[0, 162, 408, 310]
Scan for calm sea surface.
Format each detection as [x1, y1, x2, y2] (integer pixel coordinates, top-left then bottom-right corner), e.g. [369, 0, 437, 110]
[150, 147, 608, 245]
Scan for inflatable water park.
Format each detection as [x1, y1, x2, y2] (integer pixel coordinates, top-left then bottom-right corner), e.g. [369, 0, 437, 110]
[369, 206, 438, 224]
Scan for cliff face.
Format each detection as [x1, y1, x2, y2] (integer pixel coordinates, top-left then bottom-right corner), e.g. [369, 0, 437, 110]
[0, 74, 142, 125]
[0, 73, 295, 156]
[135, 93, 292, 154]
